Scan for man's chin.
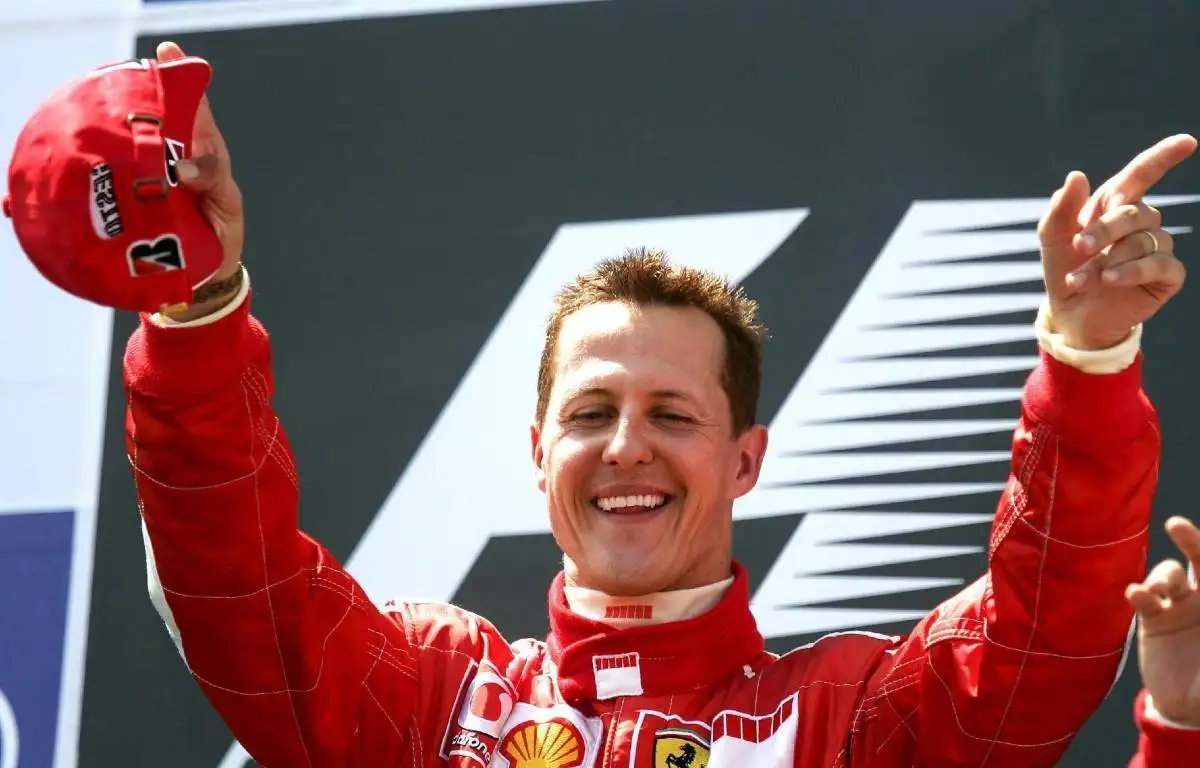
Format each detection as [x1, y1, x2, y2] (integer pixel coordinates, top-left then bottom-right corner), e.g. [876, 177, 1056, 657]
[574, 552, 672, 596]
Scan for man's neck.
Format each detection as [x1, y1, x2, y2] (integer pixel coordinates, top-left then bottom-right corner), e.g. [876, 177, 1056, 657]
[562, 576, 735, 627]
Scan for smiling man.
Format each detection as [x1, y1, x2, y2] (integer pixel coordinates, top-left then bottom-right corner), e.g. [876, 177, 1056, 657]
[534, 276, 768, 600]
[8, 38, 1200, 766]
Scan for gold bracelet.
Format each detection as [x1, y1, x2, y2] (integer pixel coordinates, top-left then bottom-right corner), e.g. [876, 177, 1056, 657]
[160, 264, 245, 319]
[193, 264, 245, 304]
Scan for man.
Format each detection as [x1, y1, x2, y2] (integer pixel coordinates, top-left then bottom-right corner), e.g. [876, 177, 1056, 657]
[31, 39, 1199, 764]
[1127, 515, 1200, 766]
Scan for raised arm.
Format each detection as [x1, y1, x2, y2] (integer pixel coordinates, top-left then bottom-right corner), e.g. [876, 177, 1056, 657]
[119, 41, 508, 767]
[127, 274, 511, 765]
[850, 327, 1158, 765]
[849, 135, 1195, 766]
[127, 273, 402, 763]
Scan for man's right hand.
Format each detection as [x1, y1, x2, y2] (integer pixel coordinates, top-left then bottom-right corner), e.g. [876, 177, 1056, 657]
[156, 40, 245, 319]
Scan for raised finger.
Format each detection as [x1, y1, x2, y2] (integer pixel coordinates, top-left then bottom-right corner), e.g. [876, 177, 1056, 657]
[1166, 516, 1200, 575]
[1075, 202, 1162, 256]
[1038, 172, 1093, 292]
[1039, 171, 1090, 245]
[155, 40, 183, 61]
[1104, 134, 1198, 209]
[1126, 583, 1167, 618]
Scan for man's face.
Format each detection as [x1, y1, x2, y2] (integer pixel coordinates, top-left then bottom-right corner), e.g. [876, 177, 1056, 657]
[531, 301, 768, 596]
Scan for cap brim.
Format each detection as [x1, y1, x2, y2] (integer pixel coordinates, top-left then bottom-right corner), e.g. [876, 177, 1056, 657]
[157, 56, 224, 292]
[159, 56, 212, 152]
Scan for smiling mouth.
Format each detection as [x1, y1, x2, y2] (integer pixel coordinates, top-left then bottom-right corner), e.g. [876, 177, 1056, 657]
[592, 494, 674, 513]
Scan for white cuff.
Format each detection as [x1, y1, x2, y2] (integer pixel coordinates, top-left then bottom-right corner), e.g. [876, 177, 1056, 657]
[1145, 693, 1200, 731]
[1034, 302, 1141, 374]
[150, 267, 251, 329]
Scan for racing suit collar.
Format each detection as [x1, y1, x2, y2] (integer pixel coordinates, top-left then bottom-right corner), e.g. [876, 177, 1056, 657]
[562, 574, 736, 627]
[546, 562, 766, 703]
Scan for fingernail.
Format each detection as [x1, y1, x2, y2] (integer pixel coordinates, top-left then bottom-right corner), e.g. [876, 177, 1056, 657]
[1102, 269, 1119, 283]
[1078, 233, 1096, 251]
[1068, 271, 1088, 288]
[1109, 193, 1125, 208]
[176, 159, 198, 180]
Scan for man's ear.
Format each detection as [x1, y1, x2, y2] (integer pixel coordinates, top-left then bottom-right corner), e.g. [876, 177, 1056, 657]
[731, 424, 768, 499]
[531, 423, 547, 493]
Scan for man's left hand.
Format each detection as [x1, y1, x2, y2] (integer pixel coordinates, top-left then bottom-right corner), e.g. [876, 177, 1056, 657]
[1038, 134, 1196, 350]
[1127, 516, 1200, 726]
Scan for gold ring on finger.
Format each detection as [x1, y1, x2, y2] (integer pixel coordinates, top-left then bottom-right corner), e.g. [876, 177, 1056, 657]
[1142, 230, 1160, 254]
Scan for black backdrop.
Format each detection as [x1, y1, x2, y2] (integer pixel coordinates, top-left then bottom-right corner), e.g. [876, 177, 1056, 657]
[79, 1, 1200, 765]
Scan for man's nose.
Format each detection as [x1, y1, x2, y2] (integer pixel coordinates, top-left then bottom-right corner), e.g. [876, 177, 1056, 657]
[601, 417, 653, 468]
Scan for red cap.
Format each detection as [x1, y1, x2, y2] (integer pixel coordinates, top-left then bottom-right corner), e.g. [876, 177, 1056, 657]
[3, 57, 223, 313]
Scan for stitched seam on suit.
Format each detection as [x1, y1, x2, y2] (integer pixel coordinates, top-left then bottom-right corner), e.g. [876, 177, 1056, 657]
[989, 424, 1047, 560]
[241, 376, 312, 766]
[922, 660, 1074, 748]
[979, 430, 1058, 765]
[364, 681, 402, 739]
[127, 387, 287, 491]
[160, 565, 314, 600]
[407, 714, 423, 768]
[875, 692, 919, 753]
[359, 643, 415, 679]
[243, 370, 300, 489]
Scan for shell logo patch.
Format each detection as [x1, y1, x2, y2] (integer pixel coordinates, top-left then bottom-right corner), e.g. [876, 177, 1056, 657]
[499, 718, 585, 768]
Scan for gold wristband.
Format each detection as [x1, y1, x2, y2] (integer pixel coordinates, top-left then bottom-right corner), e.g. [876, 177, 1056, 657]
[193, 264, 245, 304]
[161, 264, 245, 319]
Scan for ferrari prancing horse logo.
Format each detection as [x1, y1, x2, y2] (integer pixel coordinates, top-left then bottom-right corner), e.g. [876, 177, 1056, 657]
[653, 728, 710, 768]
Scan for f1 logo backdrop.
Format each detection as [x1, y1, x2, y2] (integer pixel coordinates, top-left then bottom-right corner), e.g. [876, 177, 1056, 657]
[64, 1, 1200, 766]
[219, 195, 1196, 768]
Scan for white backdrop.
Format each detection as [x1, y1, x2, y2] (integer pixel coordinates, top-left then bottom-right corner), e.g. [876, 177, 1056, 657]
[0, 1, 136, 765]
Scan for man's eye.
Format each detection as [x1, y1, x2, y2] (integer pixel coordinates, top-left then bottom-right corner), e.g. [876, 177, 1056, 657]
[572, 410, 607, 422]
[658, 412, 693, 423]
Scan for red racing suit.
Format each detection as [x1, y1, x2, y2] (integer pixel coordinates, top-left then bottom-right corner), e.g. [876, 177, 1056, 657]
[1131, 691, 1200, 767]
[123, 279, 1196, 766]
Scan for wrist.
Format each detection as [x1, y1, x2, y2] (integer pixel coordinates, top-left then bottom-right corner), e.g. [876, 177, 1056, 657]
[1042, 302, 1135, 352]
[1060, 329, 1133, 351]
[160, 264, 245, 323]
[1145, 693, 1200, 730]
[1034, 302, 1142, 375]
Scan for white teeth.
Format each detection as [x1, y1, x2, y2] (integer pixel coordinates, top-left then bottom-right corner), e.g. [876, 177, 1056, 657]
[596, 494, 667, 511]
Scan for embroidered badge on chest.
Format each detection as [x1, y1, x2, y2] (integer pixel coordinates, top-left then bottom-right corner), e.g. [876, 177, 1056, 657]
[627, 696, 800, 767]
[629, 711, 712, 768]
[492, 703, 603, 768]
[653, 728, 711, 768]
[593, 652, 643, 699]
[441, 661, 517, 767]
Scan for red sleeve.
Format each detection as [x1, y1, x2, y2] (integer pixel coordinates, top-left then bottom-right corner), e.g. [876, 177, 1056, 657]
[1128, 689, 1200, 767]
[850, 348, 1159, 766]
[123, 290, 506, 766]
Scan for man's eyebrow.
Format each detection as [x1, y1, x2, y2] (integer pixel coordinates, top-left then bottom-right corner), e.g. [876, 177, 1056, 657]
[561, 386, 611, 402]
[562, 386, 699, 403]
[649, 389, 698, 403]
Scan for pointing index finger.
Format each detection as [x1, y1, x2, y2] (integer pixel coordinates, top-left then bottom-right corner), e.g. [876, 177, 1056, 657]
[1106, 134, 1198, 208]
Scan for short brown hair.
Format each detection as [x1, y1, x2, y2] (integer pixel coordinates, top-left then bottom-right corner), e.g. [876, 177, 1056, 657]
[536, 247, 767, 434]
